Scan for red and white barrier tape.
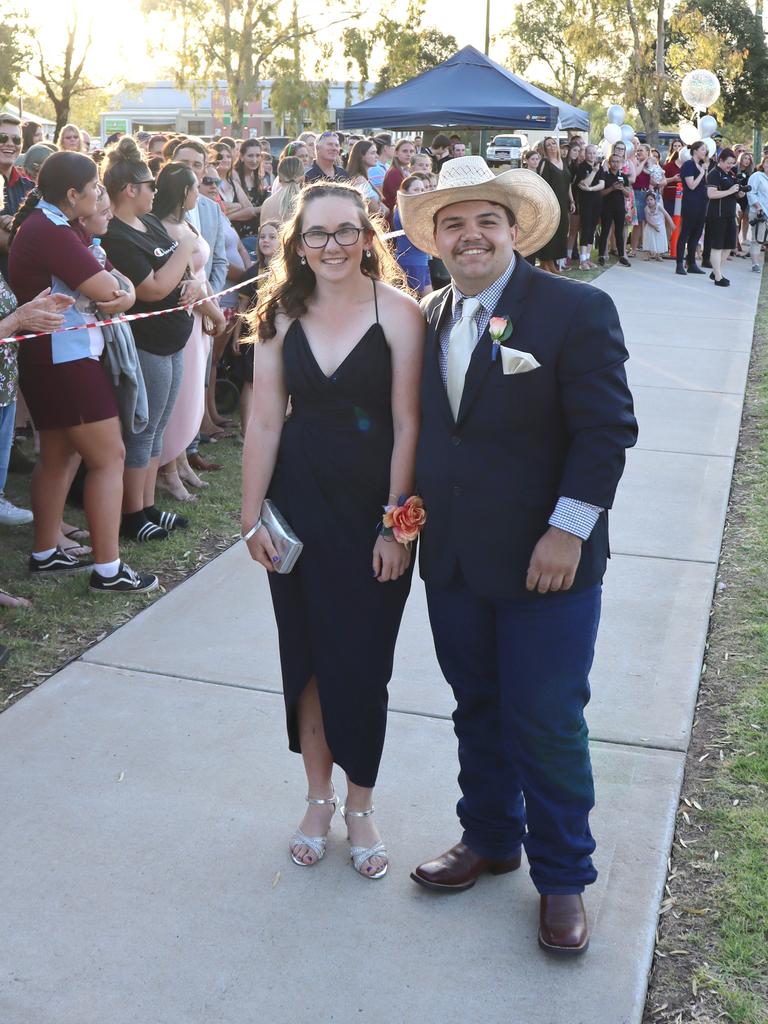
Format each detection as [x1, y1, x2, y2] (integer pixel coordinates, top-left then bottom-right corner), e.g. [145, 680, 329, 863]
[0, 228, 406, 346]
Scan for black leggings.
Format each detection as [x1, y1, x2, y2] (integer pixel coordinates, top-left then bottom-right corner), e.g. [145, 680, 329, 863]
[677, 205, 707, 267]
[579, 197, 601, 247]
[598, 204, 626, 258]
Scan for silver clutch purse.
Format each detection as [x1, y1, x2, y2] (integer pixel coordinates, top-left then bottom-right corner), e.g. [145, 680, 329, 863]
[260, 499, 303, 574]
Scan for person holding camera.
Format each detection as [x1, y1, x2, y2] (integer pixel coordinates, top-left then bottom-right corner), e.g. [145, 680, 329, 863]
[747, 154, 768, 273]
[706, 149, 744, 288]
[677, 141, 710, 276]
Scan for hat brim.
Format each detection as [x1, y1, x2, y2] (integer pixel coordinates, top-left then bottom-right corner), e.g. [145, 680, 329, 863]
[398, 167, 561, 258]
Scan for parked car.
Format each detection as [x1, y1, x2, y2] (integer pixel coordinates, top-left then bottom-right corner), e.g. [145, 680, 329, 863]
[485, 134, 525, 168]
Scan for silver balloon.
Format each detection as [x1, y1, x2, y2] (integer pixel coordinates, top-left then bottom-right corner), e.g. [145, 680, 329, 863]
[623, 140, 635, 158]
[603, 123, 622, 144]
[680, 147, 691, 162]
[620, 124, 634, 143]
[699, 114, 718, 138]
[681, 69, 721, 110]
[607, 104, 625, 125]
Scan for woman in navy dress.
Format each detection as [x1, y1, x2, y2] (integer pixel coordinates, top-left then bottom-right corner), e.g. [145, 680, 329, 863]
[241, 182, 424, 878]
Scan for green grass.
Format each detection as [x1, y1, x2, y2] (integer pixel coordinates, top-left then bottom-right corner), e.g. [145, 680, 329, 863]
[0, 434, 244, 707]
[646, 273, 768, 1023]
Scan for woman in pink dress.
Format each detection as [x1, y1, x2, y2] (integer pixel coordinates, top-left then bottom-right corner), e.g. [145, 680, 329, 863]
[153, 164, 226, 501]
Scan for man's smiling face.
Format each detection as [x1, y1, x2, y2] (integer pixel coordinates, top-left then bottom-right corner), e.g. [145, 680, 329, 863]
[434, 200, 517, 294]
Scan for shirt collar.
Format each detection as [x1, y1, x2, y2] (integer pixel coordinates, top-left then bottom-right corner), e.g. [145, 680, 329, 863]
[2, 165, 22, 188]
[37, 199, 70, 227]
[451, 255, 517, 317]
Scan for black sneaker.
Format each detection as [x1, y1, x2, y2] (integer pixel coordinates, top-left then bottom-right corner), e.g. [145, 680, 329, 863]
[29, 546, 93, 576]
[619, 257, 631, 267]
[675, 264, 687, 275]
[714, 277, 731, 287]
[597, 256, 605, 266]
[89, 562, 160, 595]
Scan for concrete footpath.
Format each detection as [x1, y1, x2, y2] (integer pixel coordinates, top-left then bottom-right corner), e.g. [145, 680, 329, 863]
[0, 258, 761, 1024]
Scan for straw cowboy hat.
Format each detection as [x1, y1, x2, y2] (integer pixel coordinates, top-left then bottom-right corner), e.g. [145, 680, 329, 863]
[398, 156, 560, 258]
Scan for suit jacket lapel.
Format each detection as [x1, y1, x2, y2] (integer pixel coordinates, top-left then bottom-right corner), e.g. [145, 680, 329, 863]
[456, 256, 535, 426]
[426, 287, 455, 428]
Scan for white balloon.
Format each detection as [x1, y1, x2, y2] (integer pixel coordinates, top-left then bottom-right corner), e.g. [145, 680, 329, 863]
[704, 137, 717, 158]
[681, 69, 721, 110]
[699, 114, 718, 138]
[623, 140, 635, 157]
[620, 124, 634, 142]
[680, 147, 691, 162]
[679, 121, 700, 146]
[607, 104, 625, 126]
[603, 123, 622, 144]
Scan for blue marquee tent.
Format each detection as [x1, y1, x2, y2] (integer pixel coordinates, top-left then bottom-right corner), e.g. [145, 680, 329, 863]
[338, 46, 590, 132]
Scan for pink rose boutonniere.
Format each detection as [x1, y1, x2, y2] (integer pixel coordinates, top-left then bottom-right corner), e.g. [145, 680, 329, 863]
[489, 316, 514, 361]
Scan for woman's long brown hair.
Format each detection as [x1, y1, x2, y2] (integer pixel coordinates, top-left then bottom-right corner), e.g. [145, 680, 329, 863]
[253, 182, 406, 342]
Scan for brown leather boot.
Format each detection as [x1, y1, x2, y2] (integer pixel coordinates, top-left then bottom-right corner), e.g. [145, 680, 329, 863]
[538, 894, 589, 955]
[411, 841, 521, 892]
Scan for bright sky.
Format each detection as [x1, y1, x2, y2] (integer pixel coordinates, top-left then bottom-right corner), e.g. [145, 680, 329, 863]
[21, 0, 511, 95]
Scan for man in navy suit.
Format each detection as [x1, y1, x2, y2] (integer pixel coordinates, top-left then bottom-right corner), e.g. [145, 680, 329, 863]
[400, 158, 638, 955]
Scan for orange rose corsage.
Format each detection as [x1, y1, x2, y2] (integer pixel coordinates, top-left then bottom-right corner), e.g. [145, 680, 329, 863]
[381, 495, 427, 546]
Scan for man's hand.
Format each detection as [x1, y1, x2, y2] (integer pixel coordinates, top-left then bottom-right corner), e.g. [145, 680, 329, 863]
[526, 526, 583, 594]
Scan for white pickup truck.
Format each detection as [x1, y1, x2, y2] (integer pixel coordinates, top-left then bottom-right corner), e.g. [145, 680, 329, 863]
[485, 134, 526, 168]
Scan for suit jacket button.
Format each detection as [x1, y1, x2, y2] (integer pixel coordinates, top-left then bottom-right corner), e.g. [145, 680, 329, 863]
[451, 435, 461, 446]
[452, 485, 461, 496]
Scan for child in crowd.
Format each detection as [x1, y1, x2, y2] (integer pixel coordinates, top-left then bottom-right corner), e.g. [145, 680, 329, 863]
[643, 191, 674, 260]
[232, 220, 280, 432]
[393, 174, 433, 297]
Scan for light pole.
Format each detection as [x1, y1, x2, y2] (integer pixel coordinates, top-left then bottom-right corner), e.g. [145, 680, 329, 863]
[755, 0, 764, 155]
[480, 0, 491, 161]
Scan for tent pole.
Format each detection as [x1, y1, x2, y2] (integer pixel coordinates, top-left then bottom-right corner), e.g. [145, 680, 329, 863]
[480, 0, 491, 161]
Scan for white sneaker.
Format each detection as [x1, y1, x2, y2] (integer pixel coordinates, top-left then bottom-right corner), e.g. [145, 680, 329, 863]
[0, 495, 33, 526]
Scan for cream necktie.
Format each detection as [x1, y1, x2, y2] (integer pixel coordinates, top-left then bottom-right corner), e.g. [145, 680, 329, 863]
[446, 296, 482, 420]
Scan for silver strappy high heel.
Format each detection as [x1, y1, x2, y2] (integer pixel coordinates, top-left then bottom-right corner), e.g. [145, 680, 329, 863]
[341, 804, 388, 879]
[289, 791, 339, 866]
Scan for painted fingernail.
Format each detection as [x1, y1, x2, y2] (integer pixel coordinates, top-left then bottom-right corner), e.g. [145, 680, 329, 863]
[272, 555, 280, 563]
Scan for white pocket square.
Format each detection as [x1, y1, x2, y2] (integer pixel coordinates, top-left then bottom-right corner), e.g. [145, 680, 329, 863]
[499, 347, 541, 375]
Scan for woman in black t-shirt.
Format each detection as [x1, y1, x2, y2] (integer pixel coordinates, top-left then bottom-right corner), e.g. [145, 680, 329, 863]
[574, 144, 605, 269]
[706, 148, 742, 287]
[103, 138, 197, 542]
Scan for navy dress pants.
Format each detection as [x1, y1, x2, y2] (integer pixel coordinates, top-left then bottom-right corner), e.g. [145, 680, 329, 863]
[425, 577, 602, 895]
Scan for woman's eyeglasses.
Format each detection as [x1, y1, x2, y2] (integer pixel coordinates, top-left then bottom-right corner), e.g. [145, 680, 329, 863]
[301, 227, 363, 248]
[123, 178, 156, 192]
[0, 133, 22, 147]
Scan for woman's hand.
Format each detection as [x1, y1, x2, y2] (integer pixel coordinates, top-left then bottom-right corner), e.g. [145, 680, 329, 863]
[203, 305, 227, 336]
[245, 524, 280, 571]
[569, 201, 576, 213]
[180, 279, 207, 304]
[372, 535, 411, 582]
[13, 288, 74, 333]
[96, 289, 132, 315]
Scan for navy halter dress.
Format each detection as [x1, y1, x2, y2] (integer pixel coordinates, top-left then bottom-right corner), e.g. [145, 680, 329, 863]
[266, 281, 413, 787]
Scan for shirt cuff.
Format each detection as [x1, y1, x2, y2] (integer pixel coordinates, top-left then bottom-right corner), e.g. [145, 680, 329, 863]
[548, 497, 603, 541]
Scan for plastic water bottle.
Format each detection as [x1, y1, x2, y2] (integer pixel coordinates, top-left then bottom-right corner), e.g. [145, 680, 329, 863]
[75, 237, 107, 313]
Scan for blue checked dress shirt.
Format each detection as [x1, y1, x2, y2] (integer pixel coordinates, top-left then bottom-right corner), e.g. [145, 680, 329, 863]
[438, 256, 603, 541]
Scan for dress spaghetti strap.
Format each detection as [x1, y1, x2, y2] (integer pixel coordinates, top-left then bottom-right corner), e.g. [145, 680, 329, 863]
[372, 278, 379, 323]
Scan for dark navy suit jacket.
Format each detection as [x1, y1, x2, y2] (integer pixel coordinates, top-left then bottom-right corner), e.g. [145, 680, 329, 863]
[416, 256, 638, 601]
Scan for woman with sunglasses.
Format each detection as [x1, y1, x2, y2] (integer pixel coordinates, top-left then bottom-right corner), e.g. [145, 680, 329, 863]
[155, 162, 226, 501]
[8, 150, 157, 594]
[242, 182, 424, 880]
[102, 138, 198, 541]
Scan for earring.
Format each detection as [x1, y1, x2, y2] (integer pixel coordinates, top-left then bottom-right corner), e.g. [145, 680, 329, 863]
[300, 255, 307, 266]
[365, 249, 372, 258]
